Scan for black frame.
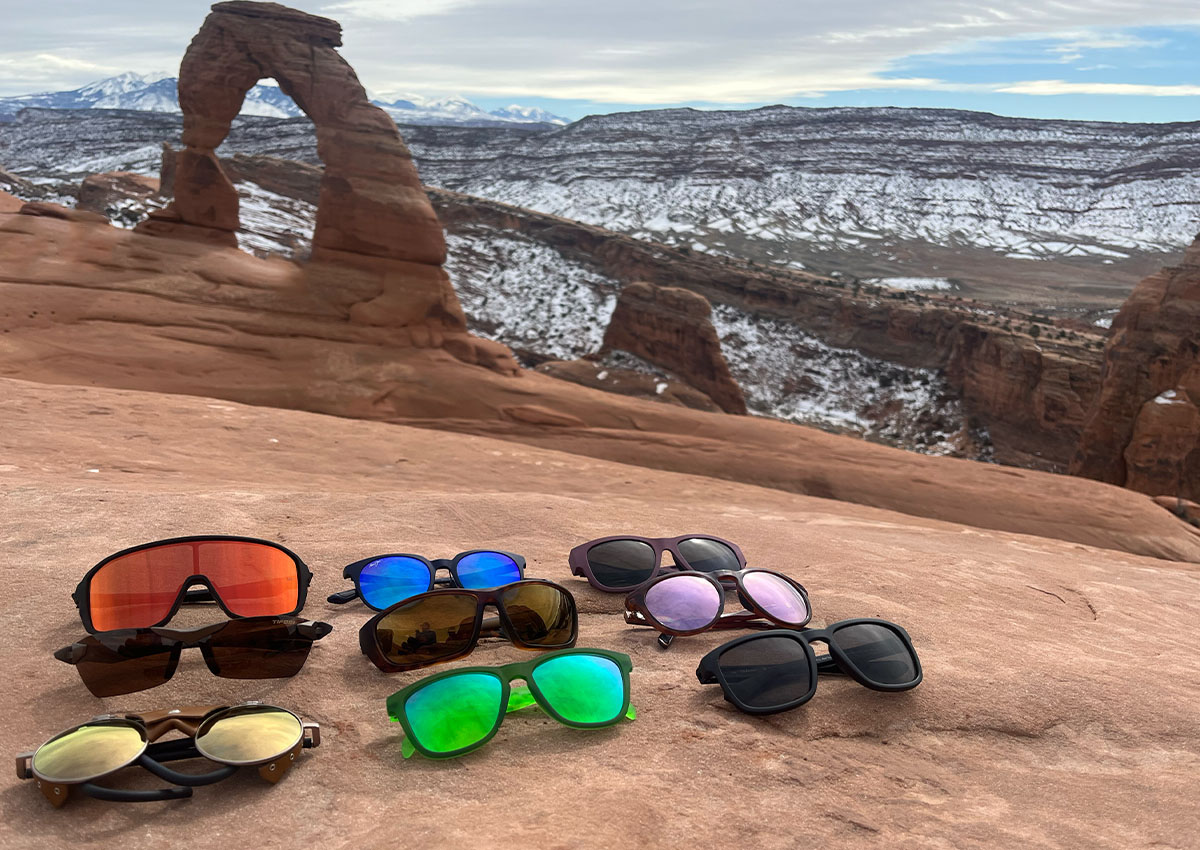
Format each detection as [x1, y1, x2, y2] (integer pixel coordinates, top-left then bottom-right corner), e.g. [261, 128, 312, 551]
[71, 535, 313, 634]
[328, 549, 527, 610]
[695, 620, 922, 715]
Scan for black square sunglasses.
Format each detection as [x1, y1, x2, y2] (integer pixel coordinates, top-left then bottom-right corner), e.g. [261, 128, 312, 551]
[696, 619, 922, 715]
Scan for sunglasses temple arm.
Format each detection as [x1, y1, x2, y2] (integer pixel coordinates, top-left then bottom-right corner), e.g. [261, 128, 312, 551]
[138, 752, 237, 787]
[80, 782, 194, 803]
[326, 588, 359, 604]
[814, 654, 846, 676]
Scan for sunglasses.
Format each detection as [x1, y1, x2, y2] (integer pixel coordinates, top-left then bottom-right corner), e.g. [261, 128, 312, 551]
[72, 535, 313, 633]
[16, 702, 320, 807]
[328, 549, 526, 610]
[695, 620, 923, 715]
[54, 617, 333, 697]
[624, 569, 811, 647]
[387, 649, 635, 759]
[359, 580, 577, 672]
[569, 534, 747, 592]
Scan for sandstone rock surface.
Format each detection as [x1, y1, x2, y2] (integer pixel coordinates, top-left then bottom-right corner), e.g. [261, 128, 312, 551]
[1072, 236, 1200, 499]
[601, 281, 747, 414]
[0, 377, 1197, 849]
[77, 172, 160, 216]
[139, 1, 465, 340]
[1, 213, 1197, 563]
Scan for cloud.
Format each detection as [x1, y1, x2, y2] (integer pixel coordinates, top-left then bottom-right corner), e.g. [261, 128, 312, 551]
[997, 79, 1200, 96]
[320, 0, 486, 21]
[1, 0, 1199, 107]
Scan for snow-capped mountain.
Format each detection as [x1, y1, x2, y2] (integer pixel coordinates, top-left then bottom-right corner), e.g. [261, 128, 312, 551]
[0, 73, 568, 127]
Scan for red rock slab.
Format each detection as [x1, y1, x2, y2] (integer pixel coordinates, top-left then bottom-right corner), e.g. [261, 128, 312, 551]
[0, 377, 1197, 849]
[0, 215, 1198, 562]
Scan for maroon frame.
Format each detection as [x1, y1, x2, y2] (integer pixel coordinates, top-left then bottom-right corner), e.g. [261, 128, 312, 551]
[624, 568, 811, 647]
[568, 534, 747, 593]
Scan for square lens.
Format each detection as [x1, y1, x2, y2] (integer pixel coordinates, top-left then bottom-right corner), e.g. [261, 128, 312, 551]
[359, 556, 432, 609]
[456, 551, 522, 589]
[530, 653, 625, 725]
[831, 623, 918, 685]
[373, 593, 479, 668]
[717, 635, 814, 709]
[404, 672, 504, 754]
[498, 583, 576, 646]
[676, 538, 740, 572]
[74, 632, 175, 697]
[585, 539, 657, 588]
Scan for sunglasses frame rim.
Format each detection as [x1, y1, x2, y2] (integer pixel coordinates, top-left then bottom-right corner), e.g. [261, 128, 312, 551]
[569, 534, 747, 593]
[72, 535, 313, 634]
[385, 648, 633, 759]
[696, 620, 922, 714]
[625, 568, 812, 637]
[341, 549, 528, 611]
[55, 617, 333, 697]
[359, 579, 578, 672]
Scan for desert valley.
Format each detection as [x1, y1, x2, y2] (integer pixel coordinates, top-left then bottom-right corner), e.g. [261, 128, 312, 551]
[0, 2, 1198, 848]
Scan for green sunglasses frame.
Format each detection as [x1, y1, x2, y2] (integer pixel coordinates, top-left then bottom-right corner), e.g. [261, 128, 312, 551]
[386, 648, 637, 760]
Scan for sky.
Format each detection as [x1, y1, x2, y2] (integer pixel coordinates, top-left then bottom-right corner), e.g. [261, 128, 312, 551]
[1, 1, 1199, 123]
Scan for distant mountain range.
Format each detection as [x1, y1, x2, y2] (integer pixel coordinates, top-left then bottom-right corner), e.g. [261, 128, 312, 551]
[0, 72, 568, 127]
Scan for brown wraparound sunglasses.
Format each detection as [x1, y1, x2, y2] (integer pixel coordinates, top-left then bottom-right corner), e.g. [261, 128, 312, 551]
[359, 579, 578, 672]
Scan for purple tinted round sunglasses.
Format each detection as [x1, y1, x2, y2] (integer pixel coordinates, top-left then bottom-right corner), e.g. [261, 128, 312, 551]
[624, 569, 811, 647]
[568, 534, 747, 593]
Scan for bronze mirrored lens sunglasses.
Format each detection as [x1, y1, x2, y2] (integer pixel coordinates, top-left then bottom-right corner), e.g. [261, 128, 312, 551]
[16, 702, 319, 807]
[360, 580, 578, 672]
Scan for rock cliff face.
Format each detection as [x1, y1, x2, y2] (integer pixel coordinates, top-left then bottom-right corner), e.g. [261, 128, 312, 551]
[601, 282, 747, 415]
[1073, 237, 1200, 498]
[47, 149, 1107, 469]
[132, 0, 512, 370]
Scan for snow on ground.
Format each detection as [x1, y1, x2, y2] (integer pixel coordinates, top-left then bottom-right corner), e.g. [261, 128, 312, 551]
[864, 276, 954, 291]
[444, 230, 619, 360]
[711, 304, 977, 456]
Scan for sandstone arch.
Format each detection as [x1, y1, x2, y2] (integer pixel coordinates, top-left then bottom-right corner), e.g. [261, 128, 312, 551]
[142, 1, 469, 332]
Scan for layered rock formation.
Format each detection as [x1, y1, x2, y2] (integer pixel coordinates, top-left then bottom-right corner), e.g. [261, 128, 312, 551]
[1072, 237, 1200, 499]
[140, 0, 467, 339]
[2, 207, 1197, 562]
[600, 282, 746, 414]
[77, 172, 159, 217]
[126, 1, 516, 372]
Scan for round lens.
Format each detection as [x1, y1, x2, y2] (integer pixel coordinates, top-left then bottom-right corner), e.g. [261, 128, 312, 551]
[195, 705, 303, 765]
[33, 721, 145, 782]
[359, 556, 432, 609]
[676, 538, 740, 572]
[455, 551, 522, 589]
[832, 623, 919, 685]
[644, 574, 721, 631]
[404, 673, 503, 754]
[373, 592, 480, 668]
[530, 653, 625, 724]
[742, 571, 809, 625]
[499, 583, 576, 646]
[585, 539, 657, 589]
[717, 635, 814, 709]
